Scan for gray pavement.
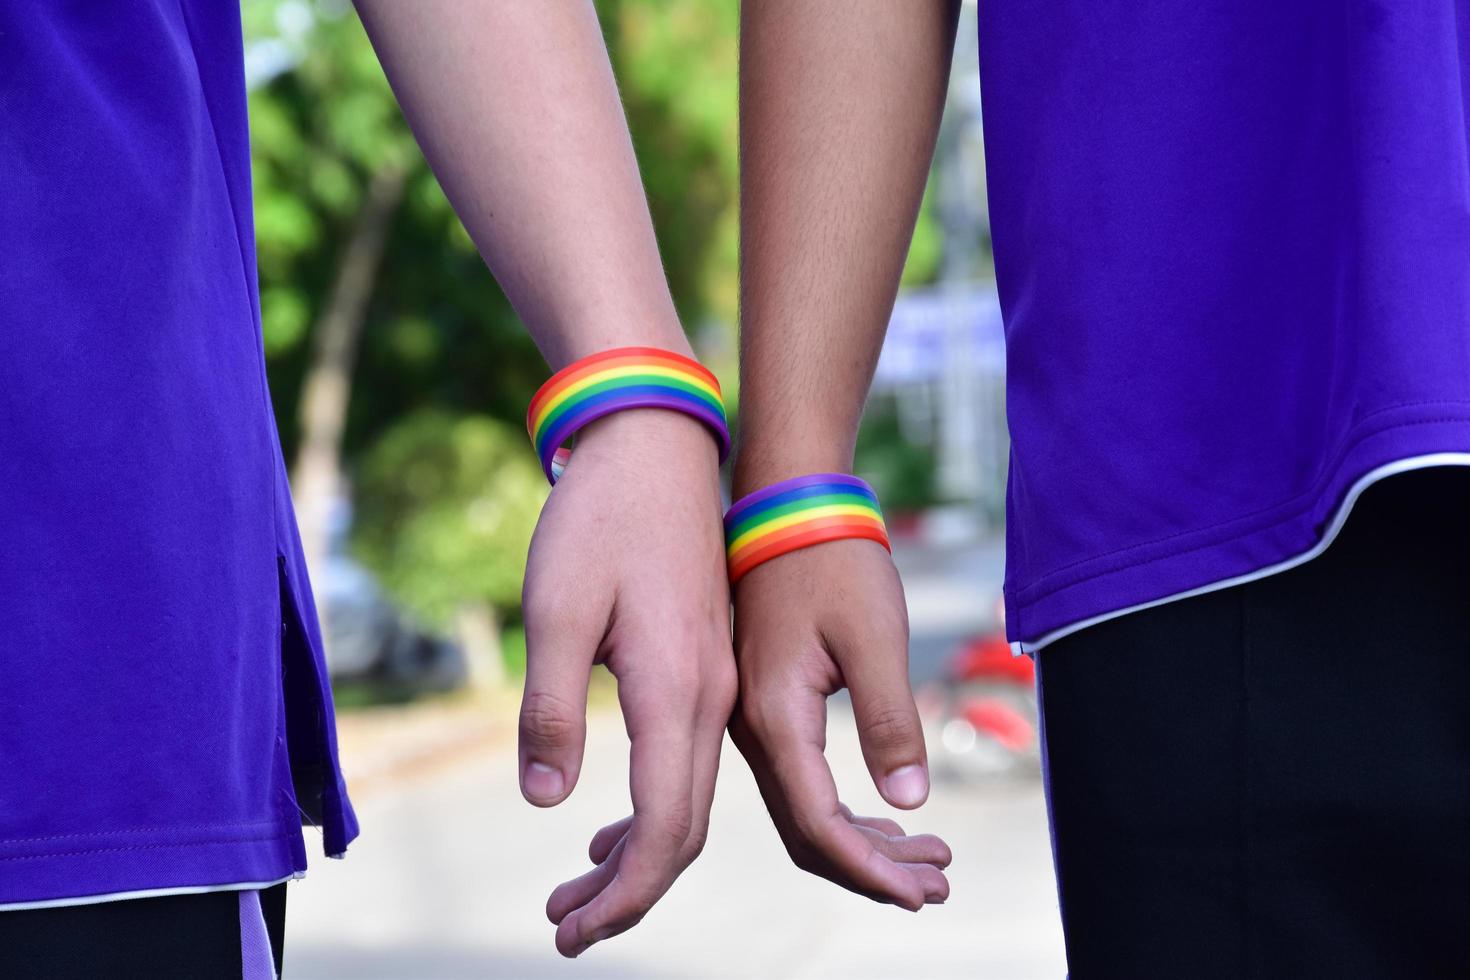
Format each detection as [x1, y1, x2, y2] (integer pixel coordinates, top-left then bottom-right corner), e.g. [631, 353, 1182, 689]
[284, 711, 1064, 980]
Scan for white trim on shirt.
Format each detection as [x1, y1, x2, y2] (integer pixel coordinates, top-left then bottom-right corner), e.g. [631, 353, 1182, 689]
[0, 873, 303, 912]
[1013, 453, 1470, 656]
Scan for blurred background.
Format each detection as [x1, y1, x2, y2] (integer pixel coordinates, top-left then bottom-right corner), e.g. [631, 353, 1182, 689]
[243, 1, 1063, 976]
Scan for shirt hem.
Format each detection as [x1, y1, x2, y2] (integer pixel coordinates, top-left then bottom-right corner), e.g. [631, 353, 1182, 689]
[1008, 414, 1470, 651]
[0, 822, 307, 910]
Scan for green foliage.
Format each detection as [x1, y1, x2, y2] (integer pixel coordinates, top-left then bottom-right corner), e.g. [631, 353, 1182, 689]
[855, 398, 939, 512]
[599, 0, 740, 332]
[351, 412, 547, 624]
[248, 2, 545, 468]
[499, 624, 528, 678]
[901, 182, 943, 287]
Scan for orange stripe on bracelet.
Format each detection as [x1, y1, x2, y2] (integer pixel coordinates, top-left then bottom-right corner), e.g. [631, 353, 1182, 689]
[526, 346, 729, 484]
[724, 474, 891, 584]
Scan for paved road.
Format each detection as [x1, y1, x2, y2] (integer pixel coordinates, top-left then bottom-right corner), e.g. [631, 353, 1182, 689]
[284, 710, 1064, 980]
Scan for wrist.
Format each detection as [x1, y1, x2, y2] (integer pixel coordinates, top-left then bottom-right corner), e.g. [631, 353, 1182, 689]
[732, 434, 857, 499]
[575, 408, 722, 471]
[542, 319, 693, 371]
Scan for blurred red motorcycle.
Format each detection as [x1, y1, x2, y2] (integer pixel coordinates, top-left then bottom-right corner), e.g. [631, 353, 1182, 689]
[929, 600, 1041, 780]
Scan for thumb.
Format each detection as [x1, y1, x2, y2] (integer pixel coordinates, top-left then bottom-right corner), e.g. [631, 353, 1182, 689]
[519, 598, 596, 807]
[837, 628, 929, 811]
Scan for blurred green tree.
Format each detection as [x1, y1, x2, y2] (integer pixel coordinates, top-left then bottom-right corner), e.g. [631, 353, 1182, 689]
[351, 412, 546, 686]
[351, 411, 545, 625]
[598, 0, 740, 329]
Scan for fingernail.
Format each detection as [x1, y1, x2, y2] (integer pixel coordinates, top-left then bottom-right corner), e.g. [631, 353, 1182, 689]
[524, 761, 565, 801]
[883, 764, 929, 808]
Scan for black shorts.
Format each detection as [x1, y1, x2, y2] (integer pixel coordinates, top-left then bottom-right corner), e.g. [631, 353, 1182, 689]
[1038, 467, 1470, 979]
[0, 884, 287, 980]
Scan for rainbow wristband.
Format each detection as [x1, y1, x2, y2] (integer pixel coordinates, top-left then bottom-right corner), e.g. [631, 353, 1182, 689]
[526, 347, 730, 484]
[724, 474, 891, 584]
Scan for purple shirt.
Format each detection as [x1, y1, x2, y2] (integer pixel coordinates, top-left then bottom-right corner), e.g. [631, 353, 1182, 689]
[980, 2, 1470, 649]
[1, 3, 356, 905]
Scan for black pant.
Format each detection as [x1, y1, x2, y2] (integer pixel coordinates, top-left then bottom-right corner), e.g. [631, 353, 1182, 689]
[0, 884, 287, 979]
[1039, 467, 1470, 979]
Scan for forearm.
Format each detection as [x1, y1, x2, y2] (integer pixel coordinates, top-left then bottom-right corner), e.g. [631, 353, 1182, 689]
[735, 0, 959, 493]
[355, 0, 687, 368]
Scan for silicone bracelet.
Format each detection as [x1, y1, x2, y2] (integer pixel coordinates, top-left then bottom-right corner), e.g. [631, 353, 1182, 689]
[724, 473, 891, 584]
[526, 346, 730, 484]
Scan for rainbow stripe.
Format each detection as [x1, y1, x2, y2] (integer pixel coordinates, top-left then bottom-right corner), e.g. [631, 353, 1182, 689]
[526, 347, 730, 483]
[724, 474, 890, 584]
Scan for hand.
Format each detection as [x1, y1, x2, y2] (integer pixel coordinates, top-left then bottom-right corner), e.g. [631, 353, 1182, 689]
[518, 410, 736, 957]
[729, 539, 951, 909]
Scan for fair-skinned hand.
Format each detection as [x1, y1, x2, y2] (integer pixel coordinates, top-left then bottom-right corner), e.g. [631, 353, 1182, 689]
[729, 539, 951, 910]
[519, 410, 736, 957]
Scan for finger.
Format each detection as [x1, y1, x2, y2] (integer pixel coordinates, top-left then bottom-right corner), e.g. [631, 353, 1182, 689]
[837, 802, 905, 838]
[588, 814, 633, 864]
[547, 835, 627, 926]
[683, 651, 737, 864]
[518, 599, 598, 806]
[852, 824, 953, 868]
[899, 862, 951, 903]
[557, 651, 728, 939]
[835, 627, 930, 810]
[835, 804, 948, 864]
[740, 685, 930, 911]
[556, 670, 698, 957]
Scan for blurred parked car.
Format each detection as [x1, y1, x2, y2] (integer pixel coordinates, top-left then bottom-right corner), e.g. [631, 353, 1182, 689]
[315, 498, 465, 693]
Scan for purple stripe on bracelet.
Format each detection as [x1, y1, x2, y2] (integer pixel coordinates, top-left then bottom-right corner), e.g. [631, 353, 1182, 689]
[724, 473, 873, 525]
[537, 394, 730, 482]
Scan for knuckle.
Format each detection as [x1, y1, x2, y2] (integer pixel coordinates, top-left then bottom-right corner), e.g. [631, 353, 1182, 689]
[881, 593, 911, 641]
[602, 892, 656, 931]
[859, 703, 919, 754]
[709, 657, 739, 707]
[788, 807, 828, 850]
[663, 653, 703, 700]
[623, 645, 703, 704]
[681, 822, 710, 862]
[519, 691, 579, 748]
[698, 659, 739, 723]
[784, 840, 819, 876]
[735, 691, 774, 738]
[520, 581, 562, 624]
[523, 586, 592, 639]
[738, 677, 794, 730]
[656, 805, 695, 848]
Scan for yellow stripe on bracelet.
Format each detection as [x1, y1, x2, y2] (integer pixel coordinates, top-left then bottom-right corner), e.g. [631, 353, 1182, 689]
[726, 503, 885, 555]
[724, 474, 891, 584]
[528, 362, 723, 438]
[526, 346, 730, 484]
